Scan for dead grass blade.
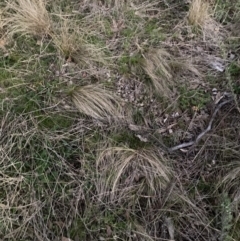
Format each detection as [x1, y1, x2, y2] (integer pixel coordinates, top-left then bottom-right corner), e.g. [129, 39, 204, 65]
[72, 85, 123, 120]
[5, 0, 52, 37]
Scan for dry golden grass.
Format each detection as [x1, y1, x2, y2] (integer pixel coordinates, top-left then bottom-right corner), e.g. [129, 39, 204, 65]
[72, 85, 123, 120]
[187, 0, 224, 43]
[188, 0, 210, 27]
[142, 48, 173, 97]
[52, 17, 91, 60]
[51, 16, 86, 60]
[96, 147, 172, 202]
[5, 0, 52, 37]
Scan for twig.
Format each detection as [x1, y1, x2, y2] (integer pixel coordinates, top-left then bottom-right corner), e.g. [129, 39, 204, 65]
[168, 95, 234, 153]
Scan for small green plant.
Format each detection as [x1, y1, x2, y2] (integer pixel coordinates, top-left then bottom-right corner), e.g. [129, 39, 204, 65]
[179, 87, 210, 110]
[118, 53, 143, 74]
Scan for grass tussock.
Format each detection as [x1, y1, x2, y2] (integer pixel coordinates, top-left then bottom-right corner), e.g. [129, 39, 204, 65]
[72, 85, 123, 120]
[187, 0, 224, 43]
[51, 16, 106, 67]
[51, 17, 82, 58]
[188, 0, 210, 27]
[96, 147, 172, 202]
[5, 0, 52, 37]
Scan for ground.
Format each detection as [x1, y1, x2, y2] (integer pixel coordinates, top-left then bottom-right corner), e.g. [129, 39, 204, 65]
[0, 0, 240, 240]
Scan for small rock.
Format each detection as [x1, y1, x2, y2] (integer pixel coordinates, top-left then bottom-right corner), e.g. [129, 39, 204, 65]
[212, 88, 217, 96]
[136, 135, 148, 142]
[172, 112, 180, 118]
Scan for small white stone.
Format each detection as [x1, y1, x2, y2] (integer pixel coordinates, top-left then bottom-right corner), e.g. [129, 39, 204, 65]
[163, 115, 168, 123]
[64, 105, 71, 109]
[212, 87, 217, 92]
[136, 135, 148, 142]
[172, 112, 180, 118]
[229, 53, 235, 60]
[212, 88, 217, 96]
